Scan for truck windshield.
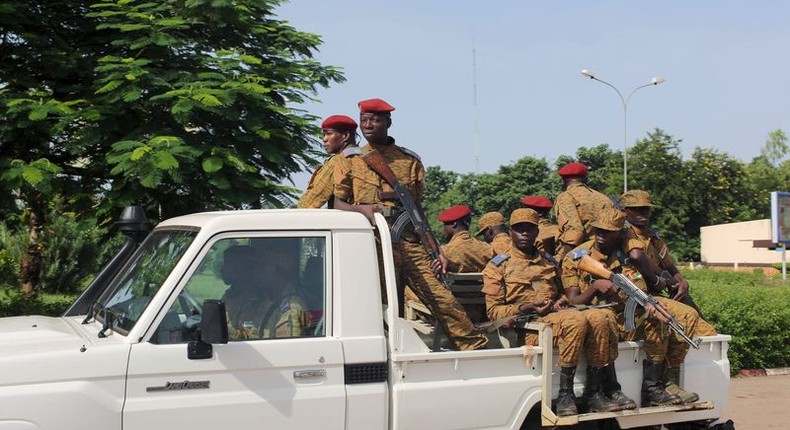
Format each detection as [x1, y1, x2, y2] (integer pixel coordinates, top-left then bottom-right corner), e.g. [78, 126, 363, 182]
[96, 229, 197, 335]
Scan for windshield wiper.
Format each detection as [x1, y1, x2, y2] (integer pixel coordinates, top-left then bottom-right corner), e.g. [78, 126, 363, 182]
[97, 307, 115, 338]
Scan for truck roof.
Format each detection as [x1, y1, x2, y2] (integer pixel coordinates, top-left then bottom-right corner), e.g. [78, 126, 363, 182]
[156, 209, 374, 232]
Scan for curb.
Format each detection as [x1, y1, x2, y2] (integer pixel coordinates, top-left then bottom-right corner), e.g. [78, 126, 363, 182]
[737, 367, 790, 377]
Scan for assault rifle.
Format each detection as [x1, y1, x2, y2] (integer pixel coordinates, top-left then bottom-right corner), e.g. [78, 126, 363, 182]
[578, 254, 701, 349]
[362, 150, 449, 288]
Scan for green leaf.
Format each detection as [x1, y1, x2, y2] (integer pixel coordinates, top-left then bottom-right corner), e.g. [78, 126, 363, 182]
[152, 151, 179, 169]
[122, 88, 142, 102]
[131, 146, 152, 161]
[28, 108, 49, 121]
[239, 54, 263, 65]
[192, 93, 222, 107]
[21, 166, 45, 184]
[202, 156, 223, 173]
[95, 80, 123, 94]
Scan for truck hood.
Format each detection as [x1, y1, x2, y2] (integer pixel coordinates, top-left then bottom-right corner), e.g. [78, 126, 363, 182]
[0, 315, 130, 387]
[0, 315, 89, 352]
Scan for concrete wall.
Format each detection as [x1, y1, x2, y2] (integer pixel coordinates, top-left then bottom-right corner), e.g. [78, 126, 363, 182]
[700, 219, 783, 264]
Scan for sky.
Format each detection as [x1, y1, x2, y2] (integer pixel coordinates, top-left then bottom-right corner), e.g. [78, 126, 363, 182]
[275, 1, 790, 191]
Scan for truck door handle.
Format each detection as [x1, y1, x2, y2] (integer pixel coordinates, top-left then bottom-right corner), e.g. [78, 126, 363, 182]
[293, 369, 326, 380]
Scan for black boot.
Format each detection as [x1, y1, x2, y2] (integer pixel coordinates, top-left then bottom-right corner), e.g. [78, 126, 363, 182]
[642, 360, 681, 407]
[602, 365, 637, 410]
[585, 367, 620, 413]
[664, 366, 699, 403]
[556, 366, 578, 416]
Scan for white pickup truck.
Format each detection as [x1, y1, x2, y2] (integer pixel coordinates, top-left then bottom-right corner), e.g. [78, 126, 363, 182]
[0, 209, 733, 429]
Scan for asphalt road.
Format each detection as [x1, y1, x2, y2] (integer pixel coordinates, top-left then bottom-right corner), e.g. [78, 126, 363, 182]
[722, 374, 790, 429]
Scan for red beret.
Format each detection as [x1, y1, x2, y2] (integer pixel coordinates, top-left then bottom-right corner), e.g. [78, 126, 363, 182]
[358, 98, 395, 113]
[321, 115, 357, 132]
[437, 204, 471, 223]
[558, 162, 589, 178]
[521, 195, 553, 209]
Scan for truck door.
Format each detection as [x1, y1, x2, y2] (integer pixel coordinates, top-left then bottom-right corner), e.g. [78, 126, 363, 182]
[123, 234, 345, 430]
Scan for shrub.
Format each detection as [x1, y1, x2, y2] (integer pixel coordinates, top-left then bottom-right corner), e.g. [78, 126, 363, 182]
[683, 268, 790, 374]
[0, 197, 125, 295]
[0, 290, 75, 317]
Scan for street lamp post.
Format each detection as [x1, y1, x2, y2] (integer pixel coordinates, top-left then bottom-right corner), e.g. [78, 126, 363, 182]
[580, 69, 664, 193]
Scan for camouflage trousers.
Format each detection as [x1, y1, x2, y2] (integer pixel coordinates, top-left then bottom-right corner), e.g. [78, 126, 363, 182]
[525, 309, 587, 368]
[583, 308, 619, 368]
[398, 240, 488, 351]
[617, 297, 707, 365]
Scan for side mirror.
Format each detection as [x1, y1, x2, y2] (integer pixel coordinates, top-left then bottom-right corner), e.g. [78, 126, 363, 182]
[187, 300, 229, 360]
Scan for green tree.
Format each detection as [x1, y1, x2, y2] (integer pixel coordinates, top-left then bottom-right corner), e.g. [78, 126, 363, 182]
[627, 129, 693, 259]
[761, 129, 788, 167]
[684, 148, 755, 259]
[0, 0, 343, 293]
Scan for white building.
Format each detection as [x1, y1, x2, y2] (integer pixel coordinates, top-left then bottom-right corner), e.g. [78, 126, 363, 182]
[700, 219, 782, 266]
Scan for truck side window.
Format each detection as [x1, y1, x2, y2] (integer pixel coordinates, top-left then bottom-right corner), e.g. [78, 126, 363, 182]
[151, 236, 327, 344]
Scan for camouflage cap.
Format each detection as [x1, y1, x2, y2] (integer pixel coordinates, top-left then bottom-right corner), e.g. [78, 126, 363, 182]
[591, 208, 626, 231]
[509, 208, 540, 227]
[475, 211, 504, 236]
[620, 189, 654, 208]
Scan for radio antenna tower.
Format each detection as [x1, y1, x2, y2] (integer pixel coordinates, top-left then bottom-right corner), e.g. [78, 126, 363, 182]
[472, 34, 480, 174]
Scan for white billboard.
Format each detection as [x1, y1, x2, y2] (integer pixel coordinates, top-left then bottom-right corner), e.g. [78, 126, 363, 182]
[770, 191, 790, 244]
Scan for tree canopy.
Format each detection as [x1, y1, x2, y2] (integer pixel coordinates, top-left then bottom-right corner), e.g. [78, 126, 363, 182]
[0, 0, 343, 293]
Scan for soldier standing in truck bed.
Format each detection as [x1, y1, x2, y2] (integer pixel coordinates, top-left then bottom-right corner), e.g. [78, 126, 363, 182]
[297, 115, 358, 209]
[554, 162, 614, 262]
[476, 211, 511, 255]
[438, 204, 494, 273]
[332, 98, 487, 351]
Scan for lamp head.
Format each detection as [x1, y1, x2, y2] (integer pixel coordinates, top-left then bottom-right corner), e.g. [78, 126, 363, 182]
[581, 69, 596, 79]
[651, 76, 665, 85]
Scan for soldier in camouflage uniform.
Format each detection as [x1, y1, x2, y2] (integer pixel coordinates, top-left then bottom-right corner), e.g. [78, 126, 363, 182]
[554, 162, 614, 262]
[483, 208, 602, 416]
[620, 189, 717, 403]
[562, 208, 703, 407]
[521, 195, 560, 256]
[438, 204, 494, 272]
[333, 98, 487, 351]
[297, 115, 358, 208]
[476, 211, 511, 255]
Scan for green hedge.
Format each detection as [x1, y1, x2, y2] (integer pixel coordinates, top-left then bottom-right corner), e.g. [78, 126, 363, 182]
[0, 290, 76, 318]
[683, 268, 790, 374]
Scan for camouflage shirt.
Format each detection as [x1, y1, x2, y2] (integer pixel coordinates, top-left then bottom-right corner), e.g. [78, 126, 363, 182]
[482, 246, 558, 321]
[554, 183, 614, 247]
[333, 139, 423, 207]
[441, 230, 494, 273]
[490, 232, 512, 255]
[297, 147, 356, 208]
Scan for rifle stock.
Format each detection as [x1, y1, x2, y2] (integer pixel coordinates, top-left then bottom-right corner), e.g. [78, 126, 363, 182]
[578, 255, 701, 349]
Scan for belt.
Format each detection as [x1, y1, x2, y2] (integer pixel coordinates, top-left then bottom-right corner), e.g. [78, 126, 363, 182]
[377, 190, 399, 201]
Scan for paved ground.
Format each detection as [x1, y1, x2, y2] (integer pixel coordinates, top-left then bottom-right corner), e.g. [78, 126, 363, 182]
[721, 374, 790, 429]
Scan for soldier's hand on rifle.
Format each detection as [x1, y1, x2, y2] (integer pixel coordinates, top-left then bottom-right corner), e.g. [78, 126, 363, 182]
[591, 279, 617, 297]
[430, 253, 448, 278]
[644, 303, 669, 323]
[671, 273, 689, 301]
